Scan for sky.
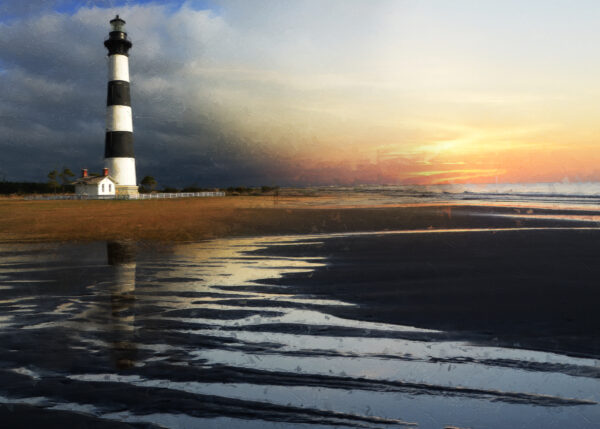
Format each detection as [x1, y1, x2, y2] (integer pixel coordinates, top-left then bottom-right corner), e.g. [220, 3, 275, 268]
[2, 0, 600, 187]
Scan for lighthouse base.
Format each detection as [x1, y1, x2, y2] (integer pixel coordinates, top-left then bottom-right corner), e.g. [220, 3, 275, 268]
[115, 185, 139, 198]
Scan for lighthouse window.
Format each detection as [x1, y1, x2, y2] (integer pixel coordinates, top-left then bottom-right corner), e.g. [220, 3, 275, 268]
[102, 184, 105, 192]
[110, 17, 126, 33]
[109, 184, 112, 192]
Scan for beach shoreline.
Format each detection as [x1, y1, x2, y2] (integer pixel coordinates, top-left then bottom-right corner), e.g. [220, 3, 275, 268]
[2, 198, 600, 427]
[2, 195, 600, 243]
[3, 195, 599, 358]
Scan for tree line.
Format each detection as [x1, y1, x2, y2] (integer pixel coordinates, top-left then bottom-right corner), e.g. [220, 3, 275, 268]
[47, 167, 75, 193]
[0, 167, 78, 195]
[139, 176, 280, 195]
[0, 170, 279, 196]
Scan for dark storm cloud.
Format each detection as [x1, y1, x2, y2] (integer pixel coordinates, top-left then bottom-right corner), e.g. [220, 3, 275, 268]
[0, 10, 106, 181]
[0, 4, 287, 187]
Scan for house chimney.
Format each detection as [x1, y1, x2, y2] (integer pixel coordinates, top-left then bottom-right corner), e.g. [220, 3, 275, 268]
[81, 168, 88, 178]
[103, 168, 109, 177]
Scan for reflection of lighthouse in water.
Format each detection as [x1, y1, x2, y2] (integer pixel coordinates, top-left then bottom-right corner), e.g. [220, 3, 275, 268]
[106, 241, 137, 369]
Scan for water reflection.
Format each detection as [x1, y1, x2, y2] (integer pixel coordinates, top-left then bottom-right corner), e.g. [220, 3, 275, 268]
[0, 234, 599, 428]
[106, 241, 137, 370]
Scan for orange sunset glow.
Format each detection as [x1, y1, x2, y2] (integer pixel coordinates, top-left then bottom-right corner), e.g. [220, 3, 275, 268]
[164, 0, 600, 186]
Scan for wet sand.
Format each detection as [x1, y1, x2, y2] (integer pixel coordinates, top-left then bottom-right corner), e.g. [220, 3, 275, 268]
[2, 196, 600, 360]
[1, 229, 600, 427]
[250, 228, 600, 358]
[2, 196, 600, 427]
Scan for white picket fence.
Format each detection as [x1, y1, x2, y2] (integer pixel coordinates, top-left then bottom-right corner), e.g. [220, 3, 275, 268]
[136, 192, 225, 199]
[25, 192, 225, 200]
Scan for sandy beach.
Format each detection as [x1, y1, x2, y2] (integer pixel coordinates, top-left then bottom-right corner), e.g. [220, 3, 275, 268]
[1, 195, 600, 427]
[1, 195, 598, 243]
[2, 195, 599, 359]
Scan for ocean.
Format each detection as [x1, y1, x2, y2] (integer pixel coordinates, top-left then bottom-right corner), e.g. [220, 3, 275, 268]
[299, 182, 600, 208]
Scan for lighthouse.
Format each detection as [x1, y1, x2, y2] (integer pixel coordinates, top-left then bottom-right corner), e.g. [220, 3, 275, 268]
[104, 15, 138, 197]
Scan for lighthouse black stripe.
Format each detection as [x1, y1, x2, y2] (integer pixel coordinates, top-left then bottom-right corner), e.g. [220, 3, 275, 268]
[107, 81, 131, 106]
[105, 131, 134, 158]
[104, 32, 132, 56]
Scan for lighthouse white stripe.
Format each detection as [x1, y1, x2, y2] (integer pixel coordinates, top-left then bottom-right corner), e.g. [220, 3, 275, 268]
[108, 54, 130, 82]
[106, 105, 133, 132]
[105, 157, 137, 186]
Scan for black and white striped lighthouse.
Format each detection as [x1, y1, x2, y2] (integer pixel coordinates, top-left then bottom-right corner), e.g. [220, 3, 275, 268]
[104, 15, 137, 197]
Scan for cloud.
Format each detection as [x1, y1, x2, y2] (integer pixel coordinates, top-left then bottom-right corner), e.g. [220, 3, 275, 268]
[0, 3, 282, 185]
[2, 0, 599, 186]
[1, 0, 418, 186]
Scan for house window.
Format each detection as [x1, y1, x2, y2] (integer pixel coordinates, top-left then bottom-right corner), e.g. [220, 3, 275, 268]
[102, 184, 105, 192]
[109, 184, 112, 192]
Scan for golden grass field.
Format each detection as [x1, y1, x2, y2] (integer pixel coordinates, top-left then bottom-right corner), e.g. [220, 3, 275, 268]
[0, 196, 461, 243]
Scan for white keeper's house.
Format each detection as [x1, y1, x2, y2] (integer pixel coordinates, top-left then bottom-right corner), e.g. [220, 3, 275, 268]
[73, 168, 116, 197]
